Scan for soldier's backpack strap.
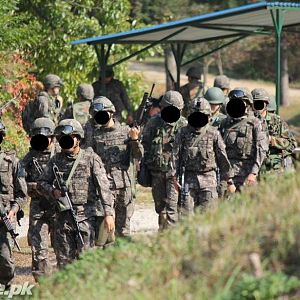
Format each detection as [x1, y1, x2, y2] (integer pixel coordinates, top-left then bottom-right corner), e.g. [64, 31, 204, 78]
[191, 124, 209, 147]
[65, 149, 85, 188]
[0, 152, 5, 168]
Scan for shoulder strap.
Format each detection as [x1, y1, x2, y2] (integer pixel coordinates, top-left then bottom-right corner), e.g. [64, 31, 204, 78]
[66, 149, 84, 188]
[0, 152, 5, 166]
[191, 124, 209, 147]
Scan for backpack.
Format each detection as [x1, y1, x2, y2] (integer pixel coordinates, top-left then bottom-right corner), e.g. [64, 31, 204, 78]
[72, 101, 91, 125]
[22, 99, 39, 135]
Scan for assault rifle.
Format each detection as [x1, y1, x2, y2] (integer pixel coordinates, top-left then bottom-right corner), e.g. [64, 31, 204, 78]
[52, 164, 84, 247]
[0, 202, 21, 251]
[0, 92, 21, 115]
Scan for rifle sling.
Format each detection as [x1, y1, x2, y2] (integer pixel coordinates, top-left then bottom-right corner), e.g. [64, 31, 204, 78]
[65, 149, 84, 188]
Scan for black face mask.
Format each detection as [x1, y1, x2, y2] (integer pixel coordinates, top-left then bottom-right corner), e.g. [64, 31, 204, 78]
[188, 112, 209, 128]
[59, 135, 75, 150]
[161, 106, 180, 123]
[253, 100, 266, 111]
[30, 135, 49, 152]
[94, 111, 110, 125]
[226, 98, 246, 119]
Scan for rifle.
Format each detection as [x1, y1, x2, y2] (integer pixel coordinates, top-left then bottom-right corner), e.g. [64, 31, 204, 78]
[32, 158, 43, 175]
[52, 164, 84, 247]
[0, 92, 21, 115]
[0, 202, 21, 251]
[177, 143, 189, 208]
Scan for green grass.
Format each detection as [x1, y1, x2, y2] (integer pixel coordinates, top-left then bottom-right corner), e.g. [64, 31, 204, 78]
[26, 171, 300, 300]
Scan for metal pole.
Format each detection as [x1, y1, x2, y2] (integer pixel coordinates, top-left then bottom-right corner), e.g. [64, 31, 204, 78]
[172, 43, 186, 91]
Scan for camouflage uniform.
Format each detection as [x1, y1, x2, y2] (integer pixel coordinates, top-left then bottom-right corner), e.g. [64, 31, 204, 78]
[38, 120, 113, 268]
[142, 91, 187, 229]
[173, 98, 233, 214]
[84, 97, 143, 236]
[0, 123, 27, 287]
[214, 75, 230, 115]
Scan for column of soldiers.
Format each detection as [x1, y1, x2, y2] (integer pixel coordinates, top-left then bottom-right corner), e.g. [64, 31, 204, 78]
[0, 67, 297, 289]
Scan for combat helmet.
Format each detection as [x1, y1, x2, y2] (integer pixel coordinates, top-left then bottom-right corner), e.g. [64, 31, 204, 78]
[267, 95, 277, 112]
[43, 74, 63, 90]
[54, 119, 84, 139]
[90, 96, 116, 114]
[186, 66, 201, 79]
[191, 97, 211, 116]
[229, 87, 253, 105]
[31, 117, 55, 137]
[76, 84, 94, 101]
[161, 91, 184, 110]
[214, 75, 230, 89]
[251, 88, 270, 103]
[204, 87, 225, 105]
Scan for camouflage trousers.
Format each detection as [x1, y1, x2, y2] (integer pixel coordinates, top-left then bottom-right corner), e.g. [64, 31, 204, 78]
[150, 171, 178, 230]
[114, 187, 134, 237]
[28, 200, 56, 281]
[0, 224, 15, 287]
[180, 172, 218, 216]
[54, 213, 97, 269]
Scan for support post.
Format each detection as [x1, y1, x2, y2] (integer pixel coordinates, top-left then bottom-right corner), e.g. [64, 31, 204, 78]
[171, 43, 186, 91]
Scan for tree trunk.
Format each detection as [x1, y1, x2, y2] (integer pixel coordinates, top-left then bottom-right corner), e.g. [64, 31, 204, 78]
[280, 39, 289, 107]
[203, 57, 214, 90]
[216, 51, 223, 75]
[164, 47, 176, 91]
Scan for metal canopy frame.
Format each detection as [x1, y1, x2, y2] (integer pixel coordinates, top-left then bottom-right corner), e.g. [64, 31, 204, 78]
[71, 1, 300, 112]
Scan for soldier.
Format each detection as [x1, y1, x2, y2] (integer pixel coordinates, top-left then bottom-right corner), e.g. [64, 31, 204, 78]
[0, 122, 27, 289]
[36, 74, 64, 125]
[173, 98, 235, 215]
[179, 66, 203, 117]
[61, 83, 94, 126]
[92, 66, 133, 124]
[219, 88, 268, 191]
[252, 88, 297, 173]
[214, 74, 231, 115]
[21, 118, 58, 281]
[204, 87, 227, 128]
[84, 97, 143, 237]
[142, 91, 187, 229]
[37, 119, 114, 268]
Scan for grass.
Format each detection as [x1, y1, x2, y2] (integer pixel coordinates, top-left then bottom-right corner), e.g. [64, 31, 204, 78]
[25, 171, 300, 300]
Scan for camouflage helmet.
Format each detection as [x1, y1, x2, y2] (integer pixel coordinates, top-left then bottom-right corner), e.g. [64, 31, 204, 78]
[76, 84, 94, 101]
[161, 91, 184, 110]
[0, 121, 6, 136]
[251, 88, 270, 104]
[90, 96, 116, 113]
[214, 75, 230, 89]
[191, 97, 211, 116]
[55, 119, 84, 138]
[267, 95, 277, 112]
[186, 66, 201, 79]
[43, 74, 63, 89]
[31, 117, 55, 137]
[204, 87, 225, 105]
[229, 87, 253, 104]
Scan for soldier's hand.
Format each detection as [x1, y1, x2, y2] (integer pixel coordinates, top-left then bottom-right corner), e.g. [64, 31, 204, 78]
[173, 177, 181, 193]
[8, 210, 16, 222]
[104, 215, 115, 232]
[129, 127, 140, 140]
[246, 173, 257, 186]
[28, 182, 37, 190]
[53, 189, 62, 199]
[227, 184, 236, 194]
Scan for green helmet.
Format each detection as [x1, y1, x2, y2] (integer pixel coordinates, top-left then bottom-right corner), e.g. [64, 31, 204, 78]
[204, 87, 225, 105]
[76, 84, 94, 101]
[31, 117, 55, 137]
[43, 74, 63, 89]
[214, 75, 230, 89]
[251, 88, 270, 104]
[0, 121, 6, 136]
[55, 119, 84, 139]
[90, 96, 116, 113]
[267, 95, 277, 112]
[161, 91, 184, 110]
[229, 87, 253, 104]
[186, 66, 201, 79]
[191, 97, 211, 116]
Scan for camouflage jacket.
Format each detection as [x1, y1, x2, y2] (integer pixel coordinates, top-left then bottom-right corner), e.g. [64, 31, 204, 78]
[37, 147, 113, 220]
[219, 115, 269, 177]
[142, 115, 187, 172]
[0, 150, 27, 213]
[36, 91, 63, 125]
[84, 119, 143, 190]
[179, 83, 203, 117]
[60, 100, 91, 126]
[92, 79, 132, 120]
[173, 124, 233, 180]
[210, 111, 227, 128]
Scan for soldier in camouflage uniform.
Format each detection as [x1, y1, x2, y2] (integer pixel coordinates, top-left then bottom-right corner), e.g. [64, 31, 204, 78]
[36, 74, 64, 125]
[84, 97, 143, 237]
[214, 75, 230, 115]
[142, 91, 187, 229]
[172, 98, 235, 215]
[0, 122, 28, 288]
[38, 119, 114, 268]
[92, 67, 133, 124]
[21, 118, 58, 281]
[204, 87, 227, 128]
[252, 88, 297, 173]
[61, 83, 94, 126]
[179, 66, 203, 117]
[219, 88, 269, 191]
